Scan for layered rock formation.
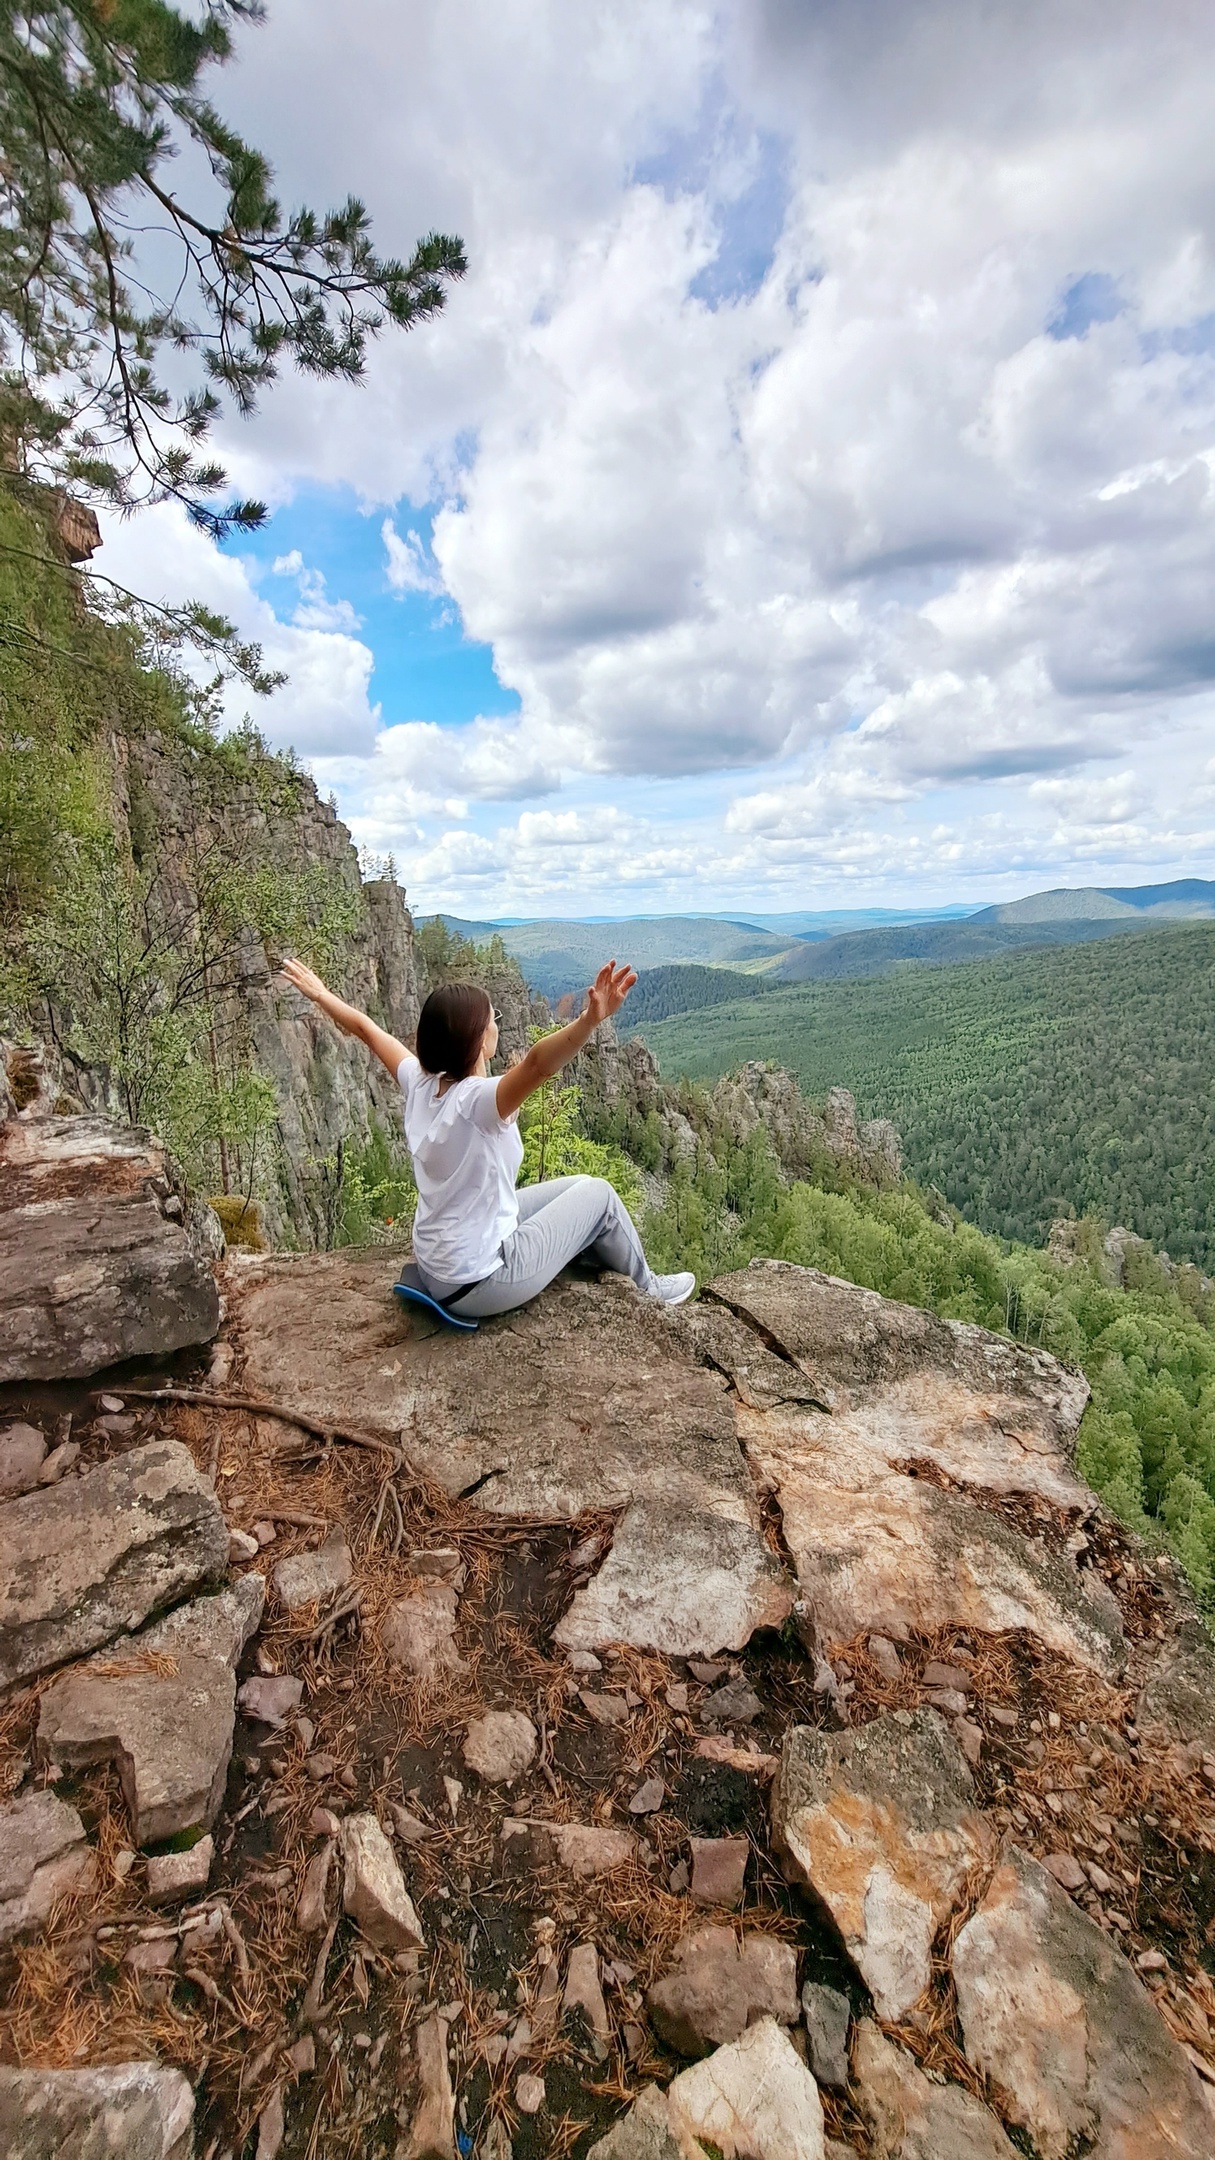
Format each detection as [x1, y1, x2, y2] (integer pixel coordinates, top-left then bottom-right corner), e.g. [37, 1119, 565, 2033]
[0, 1113, 221, 1384]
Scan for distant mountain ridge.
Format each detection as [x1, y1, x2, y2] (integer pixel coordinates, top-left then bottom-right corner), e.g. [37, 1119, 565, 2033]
[419, 914, 796, 1001]
[774, 877, 1215, 983]
[421, 879, 1215, 1001]
[977, 879, 1215, 925]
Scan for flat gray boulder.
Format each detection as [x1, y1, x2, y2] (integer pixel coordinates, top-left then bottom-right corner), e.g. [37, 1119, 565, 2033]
[233, 1258, 792, 1657]
[0, 1112, 220, 1382]
[0, 2062, 194, 2158]
[0, 1441, 227, 1690]
[0, 1789, 95, 1945]
[952, 1846, 1214, 2159]
[34, 1575, 263, 1849]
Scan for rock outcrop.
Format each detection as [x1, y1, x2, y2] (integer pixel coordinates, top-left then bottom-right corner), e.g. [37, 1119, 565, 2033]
[0, 2063, 194, 2159]
[5, 1230, 1215, 2159]
[952, 1847, 1214, 2159]
[0, 1113, 220, 1383]
[233, 1256, 793, 1656]
[0, 1441, 228, 1689]
[710, 1261, 1125, 1674]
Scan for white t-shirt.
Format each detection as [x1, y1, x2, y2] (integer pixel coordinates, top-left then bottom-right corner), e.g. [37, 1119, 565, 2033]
[397, 1054, 523, 1289]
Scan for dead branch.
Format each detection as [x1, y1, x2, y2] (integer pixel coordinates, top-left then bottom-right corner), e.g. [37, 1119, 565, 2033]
[91, 1385, 403, 1462]
[302, 1589, 364, 1644]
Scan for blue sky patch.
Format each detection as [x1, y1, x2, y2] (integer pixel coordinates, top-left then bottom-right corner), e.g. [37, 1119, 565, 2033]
[226, 486, 519, 732]
[1048, 271, 1124, 341]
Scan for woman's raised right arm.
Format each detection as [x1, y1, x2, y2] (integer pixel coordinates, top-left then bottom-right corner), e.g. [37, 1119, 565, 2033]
[279, 958, 411, 1080]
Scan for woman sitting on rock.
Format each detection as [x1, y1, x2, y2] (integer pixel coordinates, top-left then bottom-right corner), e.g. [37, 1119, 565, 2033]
[279, 956, 695, 1319]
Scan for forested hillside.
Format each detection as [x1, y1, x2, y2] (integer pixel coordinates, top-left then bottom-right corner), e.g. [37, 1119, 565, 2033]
[772, 908, 1155, 980]
[617, 962, 772, 1029]
[642, 922, 1215, 1266]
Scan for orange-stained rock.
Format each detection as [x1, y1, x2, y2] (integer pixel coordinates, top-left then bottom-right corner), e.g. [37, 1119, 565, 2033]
[772, 1709, 994, 2020]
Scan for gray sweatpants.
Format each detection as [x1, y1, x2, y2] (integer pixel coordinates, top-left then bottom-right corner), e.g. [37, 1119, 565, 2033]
[426, 1175, 658, 1319]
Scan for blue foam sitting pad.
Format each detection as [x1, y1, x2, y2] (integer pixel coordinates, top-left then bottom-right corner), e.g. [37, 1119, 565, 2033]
[392, 1262, 479, 1332]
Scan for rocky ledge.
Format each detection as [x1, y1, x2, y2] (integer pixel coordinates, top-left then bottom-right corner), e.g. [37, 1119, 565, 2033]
[2, 1203, 1215, 2157]
[0, 1113, 221, 1384]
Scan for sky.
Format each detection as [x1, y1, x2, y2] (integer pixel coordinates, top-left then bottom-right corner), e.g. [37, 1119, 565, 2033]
[99, 0, 1215, 920]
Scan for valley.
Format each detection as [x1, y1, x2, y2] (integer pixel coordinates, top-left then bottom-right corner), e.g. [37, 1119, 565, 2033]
[641, 921, 1215, 1268]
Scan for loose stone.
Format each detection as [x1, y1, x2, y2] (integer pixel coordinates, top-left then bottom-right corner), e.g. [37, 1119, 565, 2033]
[852, 2019, 1018, 2159]
[647, 1923, 799, 2056]
[802, 1981, 851, 2092]
[701, 1678, 763, 1725]
[340, 1813, 425, 1953]
[273, 1531, 353, 1613]
[0, 1422, 47, 1497]
[771, 1709, 994, 2021]
[238, 1675, 304, 1726]
[38, 1651, 237, 1846]
[868, 1635, 903, 1682]
[628, 1777, 664, 1814]
[381, 1582, 465, 1679]
[146, 1836, 213, 1905]
[580, 1690, 630, 1726]
[666, 2016, 825, 2160]
[586, 2085, 687, 2158]
[400, 2012, 456, 2160]
[564, 1942, 611, 2040]
[921, 1661, 972, 1693]
[690, 1835, 748, 1908]
[297, 1842, 334, 1933]
[1041, 1851, 1086, 1892]
[0, 1789, 95, 1945]
[462, 1710, 537, 1783]
[516, 2072, 546, 2115]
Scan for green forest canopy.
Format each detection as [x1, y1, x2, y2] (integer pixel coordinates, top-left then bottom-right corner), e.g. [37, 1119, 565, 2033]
[641, 921, 1215, 1268]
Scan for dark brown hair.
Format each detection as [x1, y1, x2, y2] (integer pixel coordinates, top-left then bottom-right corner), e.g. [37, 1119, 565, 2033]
[415, 982, 492, 1079]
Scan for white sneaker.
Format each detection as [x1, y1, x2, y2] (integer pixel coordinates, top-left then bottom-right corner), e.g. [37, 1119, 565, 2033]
[654, 1271, 696, 1305]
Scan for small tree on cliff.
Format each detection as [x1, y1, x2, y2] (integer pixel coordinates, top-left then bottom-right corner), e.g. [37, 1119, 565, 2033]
[0, 0, 464, 537]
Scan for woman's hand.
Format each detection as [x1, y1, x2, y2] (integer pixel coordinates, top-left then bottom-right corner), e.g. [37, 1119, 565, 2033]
[585, 960, 636, 1025]
[278, 955, 410, 1076]
[279, 956, 331, 1006]
[278, 956, 357, 1037]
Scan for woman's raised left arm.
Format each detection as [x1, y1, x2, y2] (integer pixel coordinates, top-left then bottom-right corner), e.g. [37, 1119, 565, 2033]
[279, 957, 411, 1079]
[495, 960, 635, 1119]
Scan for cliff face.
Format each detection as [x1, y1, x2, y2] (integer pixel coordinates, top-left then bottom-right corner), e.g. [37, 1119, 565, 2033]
[59, 730, 426, 1249]
[575, 1027, 902, 1186]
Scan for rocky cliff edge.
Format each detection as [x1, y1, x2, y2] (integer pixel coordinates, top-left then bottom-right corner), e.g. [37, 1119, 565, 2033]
[2, 1164, 1215, 2157]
